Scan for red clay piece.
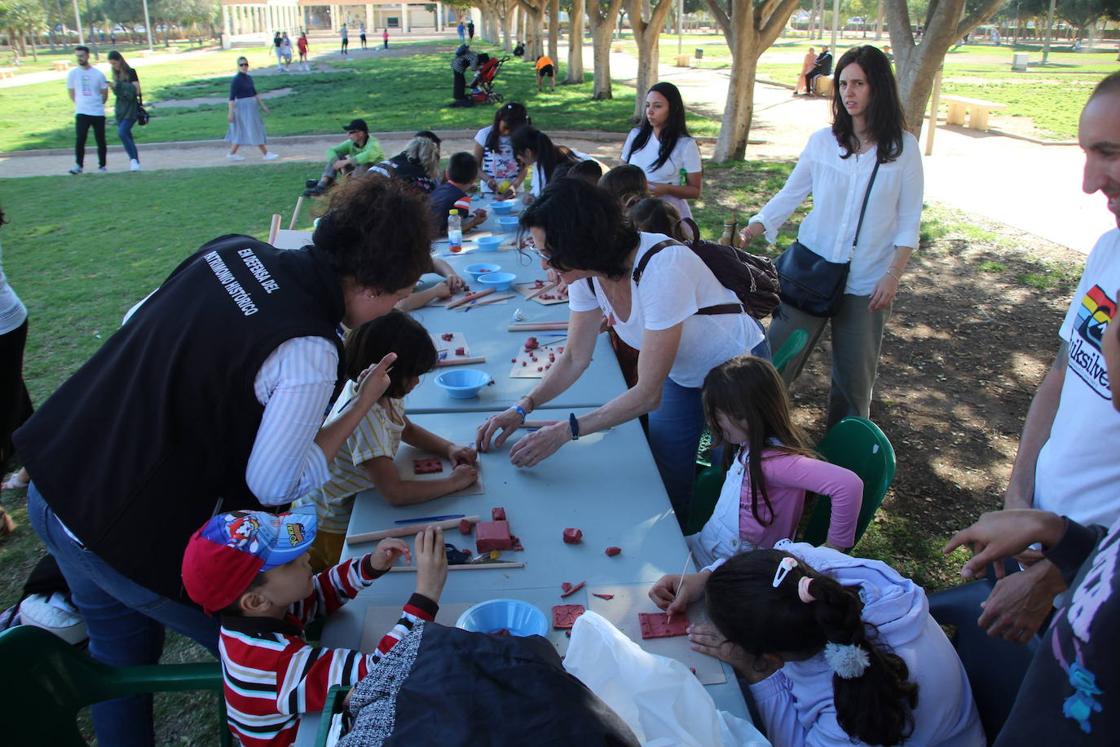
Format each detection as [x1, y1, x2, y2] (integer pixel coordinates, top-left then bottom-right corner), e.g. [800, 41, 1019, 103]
[561, 581, 572, 593]
[605, 546, 622, 557]
[552, 604, 585, 629]
[525, 336, 539, 350]
[591, 593, 614, 600]
[413, 457, 444, 474]
[559, 580, 585, 599]
[458, 518, 473, 535]
[491, 507, 506, 521]
[475, 521, 513, 553]
[562, 528, 583, 544]
[511, 535, 524, 551]
[638, 612, 690, 640]
[441, 332, 454, 342]
[455, 346, 466, 356]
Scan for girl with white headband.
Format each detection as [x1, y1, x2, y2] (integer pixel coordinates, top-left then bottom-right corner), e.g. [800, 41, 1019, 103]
[650, 543, 985, 746]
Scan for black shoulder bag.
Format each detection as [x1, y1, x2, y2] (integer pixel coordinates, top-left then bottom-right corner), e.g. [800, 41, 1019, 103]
[774, 158, 880, 317]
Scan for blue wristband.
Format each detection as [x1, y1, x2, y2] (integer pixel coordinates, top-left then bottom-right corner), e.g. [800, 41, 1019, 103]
[513, 405, 527, 420]
[568, 412, 580, 440]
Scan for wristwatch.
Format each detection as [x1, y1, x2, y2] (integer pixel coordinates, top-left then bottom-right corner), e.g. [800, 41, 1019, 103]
[568, 413, 580, 440]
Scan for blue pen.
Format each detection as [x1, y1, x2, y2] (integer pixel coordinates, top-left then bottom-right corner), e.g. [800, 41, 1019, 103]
[394, 514, 466, 525]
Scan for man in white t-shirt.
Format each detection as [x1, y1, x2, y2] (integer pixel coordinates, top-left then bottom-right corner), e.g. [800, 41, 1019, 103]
[991, 71, 1120, 640]
[66, 46, 109, 175]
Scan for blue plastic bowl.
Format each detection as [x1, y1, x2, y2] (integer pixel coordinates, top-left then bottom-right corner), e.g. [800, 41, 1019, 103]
[477, 271, 517, 292]
[465, 262, 501, 279]
[456, 599, 549, 637]
[435, 368, 491, 399]
[491, 201, 515, 215]
[497, 216, 520, 233]
[476, 236, 505, 251]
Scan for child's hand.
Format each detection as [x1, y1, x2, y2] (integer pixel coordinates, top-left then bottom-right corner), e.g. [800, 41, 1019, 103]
[649, 572, 708, 618]
[447, 444, 477, 466]
[446, 274, 467, 293]
[432, 281, 452, 300]
[471, 209, 488, 224]
[355, 352, 397, 406]
[414, 526, 448, 602]
[369, 538, 410, 571]
[449, 463, 478, 490]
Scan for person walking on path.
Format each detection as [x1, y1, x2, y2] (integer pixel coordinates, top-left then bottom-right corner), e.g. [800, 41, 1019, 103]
[298, 32, 309, 71]
[467, 20, 475, 40]
[281, 33, 293, 70]
[67, 45, 108, 175]
[621, 81, 704, 220]
[743, 46, 922, 430]
[340, 24, 349, 54]
[457, 20, 465, 42]
[360, 23, 367, 50]
[273, 31, 285, 71]
[383, 28, 389, 50]
[226, 57, 278, 162]
[107, 50, 141, 172]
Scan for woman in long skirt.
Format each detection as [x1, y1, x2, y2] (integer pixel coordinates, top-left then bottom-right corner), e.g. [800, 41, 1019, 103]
[226, 57, 278, 161]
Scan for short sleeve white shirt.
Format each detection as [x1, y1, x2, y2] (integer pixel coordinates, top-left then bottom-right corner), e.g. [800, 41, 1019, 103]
[67, 66, 108, 117]
[750, 127, 924, 296]
[621, 128, 702, 218]
[474, 126, 520, 192]
[568, 232, 762, 388]
[1034, 230, 1120, 527]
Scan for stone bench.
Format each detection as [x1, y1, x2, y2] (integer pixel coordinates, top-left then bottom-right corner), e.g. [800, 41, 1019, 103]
[0, 67, 16, 79]
[941, 95, 1007, 131]
[52, 60, 71, 71]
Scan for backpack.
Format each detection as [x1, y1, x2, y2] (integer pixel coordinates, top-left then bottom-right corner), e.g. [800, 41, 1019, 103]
[631, 218, 781, 319]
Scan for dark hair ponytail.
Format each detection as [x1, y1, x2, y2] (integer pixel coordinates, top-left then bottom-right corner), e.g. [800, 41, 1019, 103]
[510, 126, 578, 187]
[706, 550, 918, 746]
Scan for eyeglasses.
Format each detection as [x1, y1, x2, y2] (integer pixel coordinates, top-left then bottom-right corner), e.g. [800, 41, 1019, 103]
[238, 63, 249, 67]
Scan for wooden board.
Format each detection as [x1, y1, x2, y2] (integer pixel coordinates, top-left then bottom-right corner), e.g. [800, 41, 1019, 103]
[393, 444, 484, 497]
[585, 583, 727, 685]
[509, 338, 565, 379]
[514, 281, 570, 306]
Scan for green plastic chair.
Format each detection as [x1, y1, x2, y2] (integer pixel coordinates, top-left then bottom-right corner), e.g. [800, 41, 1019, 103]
[686, 462, 726, 535]
[772, 328, 810, 375]
[0, 624, 231, 746]
[800, 417, 896, 548]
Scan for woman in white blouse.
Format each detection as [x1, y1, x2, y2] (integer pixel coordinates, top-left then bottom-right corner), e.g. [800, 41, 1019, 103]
[621, 81, 703, 219]
[476, 179, 765, 519]
[742, 46, 923, 428]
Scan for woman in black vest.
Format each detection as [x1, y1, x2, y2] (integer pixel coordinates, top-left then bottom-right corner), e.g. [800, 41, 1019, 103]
[16, 177, 433, 747]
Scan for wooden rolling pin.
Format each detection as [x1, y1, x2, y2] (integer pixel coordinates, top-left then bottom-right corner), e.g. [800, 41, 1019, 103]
[446, 289, 495, 310]
[507, 321, 569, 332]
[434, 356, 487, 367]
[346, 515, 479, 544]
[388, 561, 525, 572]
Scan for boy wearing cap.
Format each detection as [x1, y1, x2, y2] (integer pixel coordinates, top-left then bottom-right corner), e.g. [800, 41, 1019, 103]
[305, 119, 384, 196]
[182, 507, 446, 747]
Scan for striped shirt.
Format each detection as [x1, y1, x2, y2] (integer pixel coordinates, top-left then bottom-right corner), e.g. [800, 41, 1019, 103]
[219, 554, 438, 747]
[297, 388, 405, 533]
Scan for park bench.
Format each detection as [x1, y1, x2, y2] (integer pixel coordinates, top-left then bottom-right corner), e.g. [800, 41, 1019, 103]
[52, 60, 70, 71]
[814, 76, 834, 96]
[0, 67, 16, 79]
[941, 95, 1006, 131]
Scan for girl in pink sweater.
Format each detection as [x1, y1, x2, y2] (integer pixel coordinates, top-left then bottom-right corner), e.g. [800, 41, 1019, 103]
[686, 355, 863, 568]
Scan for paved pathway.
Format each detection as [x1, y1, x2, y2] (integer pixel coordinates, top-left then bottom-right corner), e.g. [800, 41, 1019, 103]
[1, 37, 1113, 253]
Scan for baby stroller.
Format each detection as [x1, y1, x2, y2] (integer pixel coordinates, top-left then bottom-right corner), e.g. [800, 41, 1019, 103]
[469, 55, 508, 104]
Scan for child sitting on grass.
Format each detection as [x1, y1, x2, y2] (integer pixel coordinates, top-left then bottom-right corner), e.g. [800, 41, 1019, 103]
[297, 310, 478, 570]
[182, 506, 447, 747]
[687, 355, 864, 568]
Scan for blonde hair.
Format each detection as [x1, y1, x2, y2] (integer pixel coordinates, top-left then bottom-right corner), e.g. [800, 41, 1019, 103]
[402, 136, 441, 180]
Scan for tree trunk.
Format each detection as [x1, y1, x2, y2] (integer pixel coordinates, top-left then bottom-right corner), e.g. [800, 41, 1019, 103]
[548, 0, 559, 64]
[567, 0, 585, 82]
[628, 0, 673, 121]
[499, 5, 512, 50]
[587, 0, 623, 99]
[714, 47, 759, 161]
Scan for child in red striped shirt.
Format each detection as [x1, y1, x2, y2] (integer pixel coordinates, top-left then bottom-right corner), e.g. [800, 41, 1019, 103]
[181, 506, 447, 747]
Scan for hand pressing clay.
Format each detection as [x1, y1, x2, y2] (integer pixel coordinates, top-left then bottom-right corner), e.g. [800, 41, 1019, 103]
[552, 604, 585, 629]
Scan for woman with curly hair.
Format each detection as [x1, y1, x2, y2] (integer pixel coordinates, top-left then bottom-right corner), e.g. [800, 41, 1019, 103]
[16, 178, 434, 747]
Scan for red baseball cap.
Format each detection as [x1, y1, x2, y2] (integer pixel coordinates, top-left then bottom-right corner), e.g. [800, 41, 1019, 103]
[181, 506, 317, 615]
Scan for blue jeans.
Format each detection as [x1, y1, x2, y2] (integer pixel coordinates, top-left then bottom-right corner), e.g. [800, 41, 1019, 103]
[27, 484, 219, 747]
[118, 118, 138, 161]
[647, 333, 771, 522]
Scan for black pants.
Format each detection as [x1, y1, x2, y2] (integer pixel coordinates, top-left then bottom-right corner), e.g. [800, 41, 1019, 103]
[75, 114, 107, 169]
[0, 319, 33, 468]
[453, 70, 467, 100]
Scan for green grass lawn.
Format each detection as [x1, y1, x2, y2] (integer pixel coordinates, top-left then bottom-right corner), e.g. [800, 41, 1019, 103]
[0, 45, 656, 152]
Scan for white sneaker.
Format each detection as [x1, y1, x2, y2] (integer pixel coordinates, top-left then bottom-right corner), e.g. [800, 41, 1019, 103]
[227, 153, 245, 161]
[129, 159, 141, 171]
[262, 152, 279, 161]
[97, 166, 108, 173]
[69, 165, 82, 175]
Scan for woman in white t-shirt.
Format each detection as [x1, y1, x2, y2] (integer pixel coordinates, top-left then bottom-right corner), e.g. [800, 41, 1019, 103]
[472, 102, 529, 197]
[621, 82, 703, 219]
[742, 46, 923, 429]
[475, 179, 765, 519]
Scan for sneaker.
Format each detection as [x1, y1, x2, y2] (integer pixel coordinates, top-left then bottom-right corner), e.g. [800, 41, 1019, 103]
[98, 166, 108, 173]
[130, 159, 141, 172]
[227, 153, 245, 161]
[69, 165, 83, 175]
[262, 152, 279, 161]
